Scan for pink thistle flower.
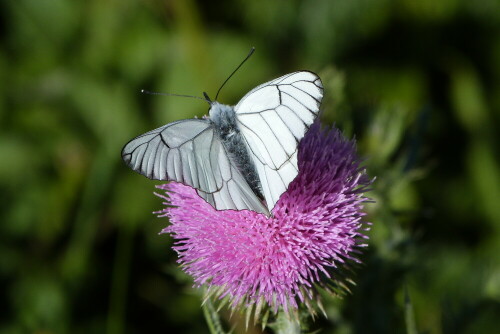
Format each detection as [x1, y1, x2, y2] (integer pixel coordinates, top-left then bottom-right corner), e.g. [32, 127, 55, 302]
[156, 123, 372, 315]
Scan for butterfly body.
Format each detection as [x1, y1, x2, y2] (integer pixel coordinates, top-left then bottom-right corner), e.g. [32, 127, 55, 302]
[122, 71, 323, 216]
[209, 102, 263, 199]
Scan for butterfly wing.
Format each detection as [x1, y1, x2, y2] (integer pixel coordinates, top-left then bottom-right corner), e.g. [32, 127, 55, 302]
[122, 119, 268, 214]
[235, 71, 323, 211]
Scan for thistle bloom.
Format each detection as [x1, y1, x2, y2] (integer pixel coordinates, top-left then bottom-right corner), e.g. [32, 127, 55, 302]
[156, 123, 372, 314]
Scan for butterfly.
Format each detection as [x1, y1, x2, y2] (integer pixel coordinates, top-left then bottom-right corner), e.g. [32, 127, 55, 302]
[122, 71, 323, 216]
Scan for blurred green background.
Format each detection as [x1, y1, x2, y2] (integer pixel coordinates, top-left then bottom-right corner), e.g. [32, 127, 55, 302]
[1, 0, 499, 333]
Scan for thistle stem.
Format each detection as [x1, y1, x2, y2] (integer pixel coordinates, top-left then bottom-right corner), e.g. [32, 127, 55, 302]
[273, 311, 301, 334]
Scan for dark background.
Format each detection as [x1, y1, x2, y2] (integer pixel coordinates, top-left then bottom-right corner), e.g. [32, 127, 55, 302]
[1, 0, 499, 333]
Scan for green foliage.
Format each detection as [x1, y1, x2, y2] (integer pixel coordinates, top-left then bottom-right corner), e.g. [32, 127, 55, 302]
[1, 0, 499, 333]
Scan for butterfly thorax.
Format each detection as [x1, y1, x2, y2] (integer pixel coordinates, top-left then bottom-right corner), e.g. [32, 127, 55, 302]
[209, 102, 263, 200]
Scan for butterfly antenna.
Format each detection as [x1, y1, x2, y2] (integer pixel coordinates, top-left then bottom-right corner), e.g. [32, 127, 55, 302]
[203, 92, 212, 103]
[215, 47, 255, 101]
[141, 90, 210, 103]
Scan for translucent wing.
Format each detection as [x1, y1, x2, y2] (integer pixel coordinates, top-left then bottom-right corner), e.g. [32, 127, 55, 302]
[235, 71, 323, 211]
[121, 119, 268, 214]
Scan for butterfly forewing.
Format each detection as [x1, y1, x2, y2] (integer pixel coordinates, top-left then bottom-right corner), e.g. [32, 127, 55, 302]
[235, 71, 323, 210]
[121, 119, 268, 214]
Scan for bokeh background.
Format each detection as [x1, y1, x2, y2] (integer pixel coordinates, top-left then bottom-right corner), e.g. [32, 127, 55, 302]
[1, 0, 499, 333]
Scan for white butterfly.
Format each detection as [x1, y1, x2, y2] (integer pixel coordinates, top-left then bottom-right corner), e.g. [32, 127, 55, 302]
[122, 71, 323, 215]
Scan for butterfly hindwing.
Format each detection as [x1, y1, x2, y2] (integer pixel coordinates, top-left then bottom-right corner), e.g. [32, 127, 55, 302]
[235, 71, 323, 210]
[121, 119, 268, 214]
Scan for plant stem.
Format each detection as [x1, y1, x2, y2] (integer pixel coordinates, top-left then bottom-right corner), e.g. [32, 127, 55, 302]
[273, 311, 301, 334]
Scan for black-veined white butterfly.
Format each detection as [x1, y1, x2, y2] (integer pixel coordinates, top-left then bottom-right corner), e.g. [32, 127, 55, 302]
[122, 70, 323, 216]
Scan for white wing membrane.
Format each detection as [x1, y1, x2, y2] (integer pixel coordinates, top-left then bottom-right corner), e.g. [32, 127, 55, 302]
[122, 119, 268, 214]
[235, 71, 323, 210]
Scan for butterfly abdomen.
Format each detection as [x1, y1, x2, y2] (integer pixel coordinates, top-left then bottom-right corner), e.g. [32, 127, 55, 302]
[209, 102, 263, 199]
